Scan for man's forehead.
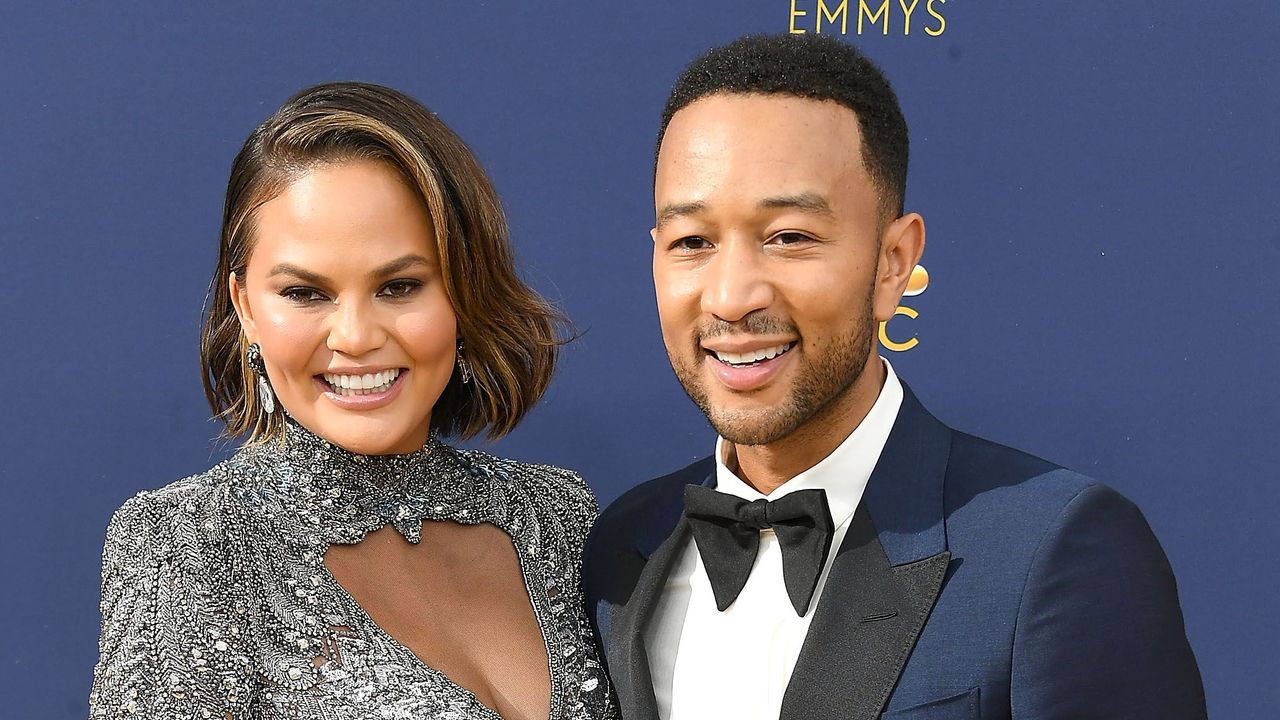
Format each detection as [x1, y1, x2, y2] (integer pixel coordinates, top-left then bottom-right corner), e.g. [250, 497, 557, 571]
[655, 192, 837, 230]
[663, 93, 861, 146]
[657, 94, 866, 186]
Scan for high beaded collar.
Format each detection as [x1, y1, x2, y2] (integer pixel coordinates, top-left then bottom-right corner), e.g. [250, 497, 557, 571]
[250, 417, 494, 546]
[279, 415, 450, 480]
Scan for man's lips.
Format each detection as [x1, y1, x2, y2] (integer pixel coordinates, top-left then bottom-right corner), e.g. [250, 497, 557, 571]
[703, 341, 795, 365]
[703, 341, 796, 392]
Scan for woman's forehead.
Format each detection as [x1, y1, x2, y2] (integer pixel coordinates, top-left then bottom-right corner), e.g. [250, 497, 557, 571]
[249, 160, 439, 275]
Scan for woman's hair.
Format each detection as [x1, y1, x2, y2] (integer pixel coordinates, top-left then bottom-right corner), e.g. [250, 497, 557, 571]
[201, 82, 563, 442]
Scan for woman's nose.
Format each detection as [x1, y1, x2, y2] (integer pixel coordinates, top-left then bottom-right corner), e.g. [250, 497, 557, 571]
[326, 298, 387, 357]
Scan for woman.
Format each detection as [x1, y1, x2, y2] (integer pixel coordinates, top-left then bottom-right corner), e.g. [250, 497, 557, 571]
[90, 82, 615, 719]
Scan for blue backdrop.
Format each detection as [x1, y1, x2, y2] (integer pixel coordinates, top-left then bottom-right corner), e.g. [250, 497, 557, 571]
[2, 2, 1276, 717]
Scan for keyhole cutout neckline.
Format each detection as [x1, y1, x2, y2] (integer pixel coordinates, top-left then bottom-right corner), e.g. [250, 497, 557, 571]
[273, 417, 558, 719]
[324, 521, 553, 720]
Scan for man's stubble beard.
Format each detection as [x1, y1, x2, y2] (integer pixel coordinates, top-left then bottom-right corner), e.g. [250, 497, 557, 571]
[668, 290, 877, 447]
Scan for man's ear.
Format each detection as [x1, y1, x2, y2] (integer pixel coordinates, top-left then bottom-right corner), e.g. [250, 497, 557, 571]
[227, 272, 258, 343]
[872, 212, 926, 322]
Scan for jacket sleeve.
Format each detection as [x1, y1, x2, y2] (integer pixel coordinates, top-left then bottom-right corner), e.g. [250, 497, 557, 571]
[1011, 483, 1206, 719]
[89, 492, 254, 718]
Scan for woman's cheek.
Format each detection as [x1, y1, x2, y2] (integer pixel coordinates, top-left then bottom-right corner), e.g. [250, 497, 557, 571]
[401, 310, 463, 366]
[259, 299, 325, 379]
[397, 301, 457, 366]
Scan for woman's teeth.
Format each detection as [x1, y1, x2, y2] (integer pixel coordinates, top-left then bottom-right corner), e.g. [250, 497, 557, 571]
[714, 343, 795, 366]
[323, 369, 401, 396]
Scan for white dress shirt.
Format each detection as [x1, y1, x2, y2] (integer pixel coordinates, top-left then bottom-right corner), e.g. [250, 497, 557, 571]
[643, 359, 904, 720]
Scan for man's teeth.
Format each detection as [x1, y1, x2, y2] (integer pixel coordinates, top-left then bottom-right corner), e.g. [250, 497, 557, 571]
[323, 369, 401, 396]
[714, 343, 793, 366]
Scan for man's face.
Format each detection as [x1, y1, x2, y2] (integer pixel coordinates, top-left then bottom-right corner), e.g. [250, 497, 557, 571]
[652, 93, 902, 446]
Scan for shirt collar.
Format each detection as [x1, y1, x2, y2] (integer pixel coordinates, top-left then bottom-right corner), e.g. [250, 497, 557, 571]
[713, 358, 904, 529]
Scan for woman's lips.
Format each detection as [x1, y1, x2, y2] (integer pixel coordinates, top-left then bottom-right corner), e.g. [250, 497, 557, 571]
[315, 369, 408, 410]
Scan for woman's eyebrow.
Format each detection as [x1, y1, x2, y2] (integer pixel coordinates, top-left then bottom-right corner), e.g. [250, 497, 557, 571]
[266, 255, 433, 284]
[267, 263, 328, 284]
[370, 254, 432, 277]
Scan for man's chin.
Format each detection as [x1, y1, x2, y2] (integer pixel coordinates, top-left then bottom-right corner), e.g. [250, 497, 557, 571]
[703, 404, 802, 447]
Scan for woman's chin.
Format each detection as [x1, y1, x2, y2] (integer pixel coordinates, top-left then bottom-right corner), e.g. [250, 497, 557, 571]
[298, 410, 431, 456]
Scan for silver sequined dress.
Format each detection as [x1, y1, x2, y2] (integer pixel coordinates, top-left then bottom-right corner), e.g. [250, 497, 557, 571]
[89, 421, 617, 719]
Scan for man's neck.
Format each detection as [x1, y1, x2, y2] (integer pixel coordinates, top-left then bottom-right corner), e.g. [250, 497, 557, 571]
[727, 357, 886, 495]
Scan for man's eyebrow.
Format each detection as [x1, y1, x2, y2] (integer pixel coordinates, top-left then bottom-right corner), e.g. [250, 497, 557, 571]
[760, 193, 834, 216]
[656, 201, 707, 229]
[266, 255, 432, 284]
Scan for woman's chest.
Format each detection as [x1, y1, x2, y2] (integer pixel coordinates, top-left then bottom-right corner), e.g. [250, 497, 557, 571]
[322, 522, 553, 719]
[222, 519, 606, 718]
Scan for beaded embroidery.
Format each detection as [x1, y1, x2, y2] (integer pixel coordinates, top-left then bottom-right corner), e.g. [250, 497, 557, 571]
[90, 421, 616, 719]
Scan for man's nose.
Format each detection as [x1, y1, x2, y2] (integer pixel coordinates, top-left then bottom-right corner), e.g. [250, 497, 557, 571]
[701, 238, 774, 323]
[327, 297, 387, 357]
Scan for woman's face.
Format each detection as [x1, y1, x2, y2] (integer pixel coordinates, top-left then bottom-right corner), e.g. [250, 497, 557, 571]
[230, 158, 458, 455]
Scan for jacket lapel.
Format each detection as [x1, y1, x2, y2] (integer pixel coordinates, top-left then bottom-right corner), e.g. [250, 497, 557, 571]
[605, 467, 710, 720]
[781, 384, 954, 720]
[780, 507, 949, 720]
[606, 518, 691, 720]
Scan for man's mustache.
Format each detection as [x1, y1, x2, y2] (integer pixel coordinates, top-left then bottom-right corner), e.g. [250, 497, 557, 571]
[695, 314, 798, 341]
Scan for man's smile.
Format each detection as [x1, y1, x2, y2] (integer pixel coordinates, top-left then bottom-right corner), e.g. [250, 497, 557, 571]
[707, 341, 796, 366]
[704, 341, 797, 392]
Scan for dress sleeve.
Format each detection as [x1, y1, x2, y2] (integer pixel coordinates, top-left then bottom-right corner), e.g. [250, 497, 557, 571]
[89, 491, 255, 718]
[1010, 484, 1206, 719]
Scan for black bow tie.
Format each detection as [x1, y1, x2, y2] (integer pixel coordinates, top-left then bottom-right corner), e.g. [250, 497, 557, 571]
[683, 484, 835, 616]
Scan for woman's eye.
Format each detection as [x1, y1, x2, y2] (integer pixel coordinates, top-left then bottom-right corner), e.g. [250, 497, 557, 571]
[378, 279, 423, 298]
[280, 287, 328, 303]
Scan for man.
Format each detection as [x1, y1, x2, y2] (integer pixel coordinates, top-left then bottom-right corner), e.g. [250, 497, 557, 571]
[584, 34, 1205, 719]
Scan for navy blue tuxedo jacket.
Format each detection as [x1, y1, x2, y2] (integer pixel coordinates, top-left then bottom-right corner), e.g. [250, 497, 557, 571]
[584, 386, 1205, 719]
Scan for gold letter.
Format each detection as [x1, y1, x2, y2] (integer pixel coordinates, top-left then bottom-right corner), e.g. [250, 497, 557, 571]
[790, 0, 808, 33]
[858, 0, 890, 35]
[817, 0, 848, 34]
[925, 0, 946, 36]
[899, 0, 920, 35]
[879, 306, 920, 352]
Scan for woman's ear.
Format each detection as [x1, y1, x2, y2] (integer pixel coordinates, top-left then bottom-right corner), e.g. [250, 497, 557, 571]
[872, 212, 926, 322]
[227, 272, 258, 343]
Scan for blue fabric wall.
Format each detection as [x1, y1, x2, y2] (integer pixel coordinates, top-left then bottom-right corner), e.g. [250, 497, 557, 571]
[1, 2, 1275, 717]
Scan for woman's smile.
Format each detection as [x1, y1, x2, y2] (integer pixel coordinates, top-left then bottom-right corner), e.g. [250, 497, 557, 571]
[316, 367, 410, 410]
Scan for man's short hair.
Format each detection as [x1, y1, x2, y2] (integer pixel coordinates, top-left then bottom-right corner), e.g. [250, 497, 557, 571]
[658, 33, 909, 219]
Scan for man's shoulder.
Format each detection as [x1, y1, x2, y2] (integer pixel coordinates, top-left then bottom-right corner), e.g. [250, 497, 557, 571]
[941, 428, 1139, 547]
[946, 426, 1094, 490]
[602, 455, 713, 519]
[897, 384, 1104, 519]
[946, 428, 1068, 486]
[592, 456, 712, 541]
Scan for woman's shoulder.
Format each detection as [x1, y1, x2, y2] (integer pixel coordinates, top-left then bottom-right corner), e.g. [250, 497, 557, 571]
[107, 470, 218, 538]
[103, 456, 267, 561]
[465, 449, 594, 502]
[94, 463, 266, 716]
[460, 449, 599, 532]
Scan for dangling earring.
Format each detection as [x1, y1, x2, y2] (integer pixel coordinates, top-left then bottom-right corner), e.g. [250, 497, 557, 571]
[245, 342, 276, 414]
[456, 339, 472, 384]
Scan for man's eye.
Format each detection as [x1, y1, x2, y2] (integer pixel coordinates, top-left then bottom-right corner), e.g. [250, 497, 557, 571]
[378, 279, 423, 298]
[774, 232, 814, 245]
[281, 287, 328, 303]
[672, 236, 711, 251]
